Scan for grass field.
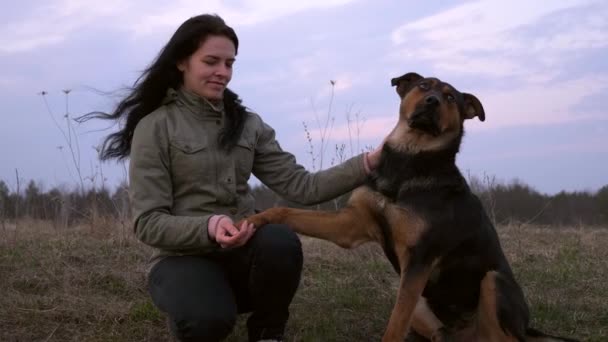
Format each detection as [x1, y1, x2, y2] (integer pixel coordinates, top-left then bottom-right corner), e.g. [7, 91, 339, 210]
[1, 220, 605, 341]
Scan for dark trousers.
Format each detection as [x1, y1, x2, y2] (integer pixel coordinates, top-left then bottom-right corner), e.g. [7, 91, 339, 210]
[147, 224, 303, 342]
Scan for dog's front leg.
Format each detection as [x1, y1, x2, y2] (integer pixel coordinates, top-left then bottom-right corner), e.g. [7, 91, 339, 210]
[383, 263, 436, 342]
[411, 297, 448, 342]
[245, 206, 378, 249]
[244, 188, 382, 248]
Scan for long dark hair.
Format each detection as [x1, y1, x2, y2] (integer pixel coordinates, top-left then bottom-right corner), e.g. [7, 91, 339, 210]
[80, 14, 247, 160]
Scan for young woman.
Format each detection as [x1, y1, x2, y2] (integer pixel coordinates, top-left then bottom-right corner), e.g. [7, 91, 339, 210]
[86, 14, 384, 342]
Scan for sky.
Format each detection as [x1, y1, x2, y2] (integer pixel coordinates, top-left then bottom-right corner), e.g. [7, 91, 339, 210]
[1, 0, 607, 195]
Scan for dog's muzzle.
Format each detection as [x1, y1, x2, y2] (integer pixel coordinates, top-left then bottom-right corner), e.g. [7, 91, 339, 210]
[408, 97, 441, 136]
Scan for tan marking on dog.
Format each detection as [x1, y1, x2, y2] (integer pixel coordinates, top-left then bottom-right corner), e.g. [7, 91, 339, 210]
[385, 204, 427, 250]
[476, 271, 519, 342]
[383, 262, 437, 342]
[438, 84, 463, 132]
[411, 297, 445, 340]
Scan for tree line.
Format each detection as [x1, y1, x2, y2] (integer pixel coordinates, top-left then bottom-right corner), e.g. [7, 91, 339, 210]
[252, 177, 608, 227]
[0, 179, 130, 229]
[1, 177, 606, 228]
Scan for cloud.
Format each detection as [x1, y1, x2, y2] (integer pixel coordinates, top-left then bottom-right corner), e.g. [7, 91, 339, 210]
[389, 0, 607, 77]
[0, 75, 25, 90]
[468, 75, 608, 130]
[0, 0, 358, 54]
[464, 128, 608, 163]
[0, 0, 128, 54]
[382, 0, 608, 129]
[0, 35, 65, 54]
[131, 0, 357, 35]
[392, 0, 596, 45]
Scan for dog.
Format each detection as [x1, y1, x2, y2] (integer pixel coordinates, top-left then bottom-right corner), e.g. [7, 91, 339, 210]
[242, 72, 578, 342]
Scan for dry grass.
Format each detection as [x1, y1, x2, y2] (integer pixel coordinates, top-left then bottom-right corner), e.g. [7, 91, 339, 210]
[1, 220, 606, 341]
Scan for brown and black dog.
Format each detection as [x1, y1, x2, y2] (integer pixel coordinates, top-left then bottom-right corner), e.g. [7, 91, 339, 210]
[243, 72, 578, 342]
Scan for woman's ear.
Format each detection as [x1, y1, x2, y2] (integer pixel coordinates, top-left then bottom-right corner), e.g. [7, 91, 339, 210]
[176, 60, 186, 72]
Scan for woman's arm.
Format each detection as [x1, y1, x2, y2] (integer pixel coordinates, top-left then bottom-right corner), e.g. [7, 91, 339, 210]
[251, 115, 374, 205]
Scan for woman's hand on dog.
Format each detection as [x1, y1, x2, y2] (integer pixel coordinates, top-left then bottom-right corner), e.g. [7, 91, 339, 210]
[365, 137, 387, 173]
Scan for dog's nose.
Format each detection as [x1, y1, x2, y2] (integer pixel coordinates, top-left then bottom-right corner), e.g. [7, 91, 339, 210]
[425, 95, 440, 106]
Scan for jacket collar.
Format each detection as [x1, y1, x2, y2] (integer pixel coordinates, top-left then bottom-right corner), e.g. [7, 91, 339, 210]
[164, 88, 225, 116]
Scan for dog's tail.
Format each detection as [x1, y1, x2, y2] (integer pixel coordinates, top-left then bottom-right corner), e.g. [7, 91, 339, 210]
[525, 327, 579, 342]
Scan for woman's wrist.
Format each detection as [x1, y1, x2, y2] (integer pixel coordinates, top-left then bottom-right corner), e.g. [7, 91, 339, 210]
[364, 152, 372, 174]
[364, 146, 382, 174]
[207, 215, 229, 241]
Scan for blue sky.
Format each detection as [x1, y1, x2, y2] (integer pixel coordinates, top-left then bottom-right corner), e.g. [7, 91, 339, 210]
[1, 0, 606, 195]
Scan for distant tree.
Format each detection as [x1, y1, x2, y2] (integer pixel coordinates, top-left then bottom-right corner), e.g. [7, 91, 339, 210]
[596, 185, 608, 225]
[469, 177, 606, 227]
[2, 175, 605, 229]
[0, 180, 8, 229]
[0, 181, 8, 205]
[547, 190, 598, 226]
[0, 181, 8, 198]
[45, 187, 66, 228]
[489, 179, 546, 225]
[24, 180, 43, 219]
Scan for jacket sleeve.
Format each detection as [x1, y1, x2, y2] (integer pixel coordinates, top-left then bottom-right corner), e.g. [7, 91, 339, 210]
[251, 115, 368, 205]
[129, 111, 216, 251]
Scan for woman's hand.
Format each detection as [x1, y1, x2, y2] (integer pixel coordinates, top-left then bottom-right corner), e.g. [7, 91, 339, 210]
[208, 215, 256, 248]
[364, 138, 386, 173]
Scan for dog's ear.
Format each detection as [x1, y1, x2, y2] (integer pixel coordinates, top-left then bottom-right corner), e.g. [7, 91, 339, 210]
[462, 93, 485, 122]
[391, 72, 423, 98]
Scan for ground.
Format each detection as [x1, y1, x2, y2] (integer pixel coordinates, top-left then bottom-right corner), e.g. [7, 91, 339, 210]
[0, 221, 605, 341]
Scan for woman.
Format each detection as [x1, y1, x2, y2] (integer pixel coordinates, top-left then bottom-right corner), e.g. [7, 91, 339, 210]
[87, 14, 384, 342]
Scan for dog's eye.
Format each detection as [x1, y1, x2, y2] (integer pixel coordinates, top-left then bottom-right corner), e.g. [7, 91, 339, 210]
[418, 82, 430, 90]
[446, 94, 456, 103]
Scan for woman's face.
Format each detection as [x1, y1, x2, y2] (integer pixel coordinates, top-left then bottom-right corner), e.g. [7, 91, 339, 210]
[178, 35, 236, 101]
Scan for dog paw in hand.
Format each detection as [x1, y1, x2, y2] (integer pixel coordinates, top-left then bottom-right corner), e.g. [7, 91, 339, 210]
[244, 213, 269, 228]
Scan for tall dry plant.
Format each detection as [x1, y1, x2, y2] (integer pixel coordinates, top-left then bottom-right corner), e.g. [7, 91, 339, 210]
[38, 89, 129, 232]
[301, 80, 369, 210]
[13, 169, 21, 241]
[303, 80, 336, 172]
[0, 199, 5, 235]
[303, 80, 370, 172]
[39, 90, 85, 194]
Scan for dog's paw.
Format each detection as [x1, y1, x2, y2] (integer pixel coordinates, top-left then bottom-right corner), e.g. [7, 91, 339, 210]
[242, 213, 270, 228]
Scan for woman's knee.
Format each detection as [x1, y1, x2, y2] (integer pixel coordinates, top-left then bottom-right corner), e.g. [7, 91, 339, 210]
[254, 224, 302, 257]
[150, 256, 239, 341]
[251, 224, 303, 274]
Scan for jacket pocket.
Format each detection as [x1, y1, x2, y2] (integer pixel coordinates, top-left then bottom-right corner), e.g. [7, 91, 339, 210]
[233, 138, 254, 182]
[169, 139, 211, 183]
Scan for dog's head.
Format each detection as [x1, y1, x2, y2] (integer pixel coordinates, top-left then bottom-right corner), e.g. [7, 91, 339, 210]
[387, 72, 485, 152]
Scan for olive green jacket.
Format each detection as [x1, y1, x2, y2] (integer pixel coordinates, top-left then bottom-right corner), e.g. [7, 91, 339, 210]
[129, 88, 368, 268]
